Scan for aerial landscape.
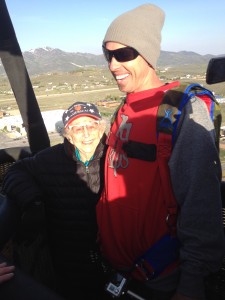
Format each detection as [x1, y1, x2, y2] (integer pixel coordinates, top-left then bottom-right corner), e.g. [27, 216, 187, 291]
[1, 47, 225, 149]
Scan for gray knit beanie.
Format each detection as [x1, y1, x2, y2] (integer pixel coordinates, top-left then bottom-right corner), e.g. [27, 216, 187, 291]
[103, 4, 165, 69]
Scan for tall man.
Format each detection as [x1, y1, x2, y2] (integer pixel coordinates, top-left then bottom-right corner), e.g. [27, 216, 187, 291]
[96, 4, 225, 300]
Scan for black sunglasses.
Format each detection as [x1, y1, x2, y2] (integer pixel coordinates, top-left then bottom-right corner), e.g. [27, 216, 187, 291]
[102, 46, 139, 63]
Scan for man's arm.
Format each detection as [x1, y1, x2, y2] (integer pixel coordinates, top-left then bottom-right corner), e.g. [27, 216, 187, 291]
[169, 97, 225, 299]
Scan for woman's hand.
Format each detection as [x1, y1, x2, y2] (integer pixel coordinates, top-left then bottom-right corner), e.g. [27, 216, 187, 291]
[0, 262, 15, 284]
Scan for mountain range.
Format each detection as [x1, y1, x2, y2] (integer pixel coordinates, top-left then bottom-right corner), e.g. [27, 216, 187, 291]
[0, 46, 224, 76]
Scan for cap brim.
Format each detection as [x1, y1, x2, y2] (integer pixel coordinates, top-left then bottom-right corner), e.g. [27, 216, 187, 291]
[65, 114, 101, 128]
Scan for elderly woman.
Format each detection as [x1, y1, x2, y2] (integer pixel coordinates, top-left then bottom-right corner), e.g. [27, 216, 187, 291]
[2, 102, 107, 300]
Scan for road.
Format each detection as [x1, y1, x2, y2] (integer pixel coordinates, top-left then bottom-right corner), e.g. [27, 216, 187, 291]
[0, 87, 119, 103]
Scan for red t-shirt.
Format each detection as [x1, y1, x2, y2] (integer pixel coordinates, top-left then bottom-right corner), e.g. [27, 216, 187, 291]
[97, 82, 180, 272]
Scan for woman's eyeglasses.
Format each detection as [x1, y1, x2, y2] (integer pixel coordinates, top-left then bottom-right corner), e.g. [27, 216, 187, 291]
[102, 46, 139, 63]
[68, 121, 100, 135]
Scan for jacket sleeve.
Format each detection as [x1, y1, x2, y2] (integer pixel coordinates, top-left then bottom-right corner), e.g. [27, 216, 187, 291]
[2, 155, 44, 213]
[169, 97, 225, 298]
[0, 194, 20, 250]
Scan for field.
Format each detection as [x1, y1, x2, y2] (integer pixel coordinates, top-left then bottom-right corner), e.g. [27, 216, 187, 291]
[1, 67, 225, 163]
[1, 66, 224, 108]
[0, 68, 124, 116]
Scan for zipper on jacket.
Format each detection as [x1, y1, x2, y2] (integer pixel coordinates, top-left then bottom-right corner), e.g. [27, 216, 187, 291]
[85, 165, 89, 174]
[85, 164, 91, 188]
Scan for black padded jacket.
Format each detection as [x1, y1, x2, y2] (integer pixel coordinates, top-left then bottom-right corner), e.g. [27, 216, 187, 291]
[2, 136, 107, 300]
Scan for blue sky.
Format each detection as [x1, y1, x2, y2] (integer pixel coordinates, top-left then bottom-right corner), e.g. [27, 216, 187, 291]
[5, 0, 225, 56]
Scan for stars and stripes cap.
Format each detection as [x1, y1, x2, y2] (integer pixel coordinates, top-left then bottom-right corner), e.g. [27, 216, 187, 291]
[62, 101, 102, 128]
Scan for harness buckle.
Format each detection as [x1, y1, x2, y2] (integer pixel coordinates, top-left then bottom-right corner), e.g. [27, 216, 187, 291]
[134, 259, 155, 281]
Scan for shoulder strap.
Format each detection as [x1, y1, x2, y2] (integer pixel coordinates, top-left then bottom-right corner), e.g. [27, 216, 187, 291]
[157, 83, 221, 149]
[157, 85, 185, 141]
[156, 86, 186, 236]
[156, 82, 222, 235]
[178, 83, 221, 151]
